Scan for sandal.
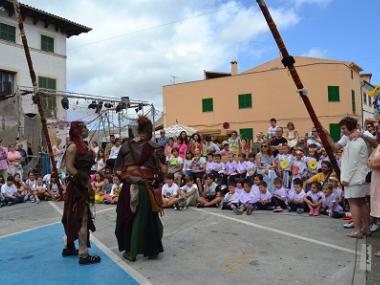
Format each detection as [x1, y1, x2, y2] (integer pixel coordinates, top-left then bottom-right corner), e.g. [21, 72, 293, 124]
[62, 248, 79, 257]
[79, 255, 101, 265]
[346, 231, 363, 239]
[123, 252, 136, 262]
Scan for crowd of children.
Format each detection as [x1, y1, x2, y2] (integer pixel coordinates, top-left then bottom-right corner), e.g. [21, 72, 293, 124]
[161, 136, 345, 219]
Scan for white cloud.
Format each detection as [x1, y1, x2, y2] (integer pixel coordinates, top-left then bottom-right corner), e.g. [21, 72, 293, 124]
[21, 0, 304, 111]
[302, 47, 328, 58]
[292, 0, 332, 8]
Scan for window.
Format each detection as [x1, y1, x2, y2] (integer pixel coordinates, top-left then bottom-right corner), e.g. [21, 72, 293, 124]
[329, 123, 341, 142]
[351, 90, 356, 114]
[328, 86, 340, 102]
[0, 23, 16, 42]
[240, 128, 253, 141]
[369, 95, 372, 106]
[38, 76, 57, 119]
[0, 70, 15, 97]
[351, 70, 354, 80]
[238, 93, 252, 109]
[363, 92, 367, 105]
[41, 35, 54, 52]
[202, 98, 213, 112]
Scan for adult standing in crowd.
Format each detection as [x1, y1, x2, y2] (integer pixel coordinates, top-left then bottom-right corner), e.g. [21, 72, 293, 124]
[369, 123, 380, 256]
[7, 144, 22, 177]
[228, 131, 240, 156]
[0, 139, 8, 180]
[306, 127, 322, 149]
[267, 118, 278, 140]
[114, 116, 167, 262]
[164, 137, 175, 158]
[157, 129, 169, 147]
[104, 134, 116, 160]
[339, 117, 370, 238]
[177, 131, 189, 158]
[107, 138, 121, 172]
[205, 136, 220, 154]
[61, 121, 101, 265]
[270, 127, 288, 157]
[285, 122, 299, 148]
[90, 141, 100, 156]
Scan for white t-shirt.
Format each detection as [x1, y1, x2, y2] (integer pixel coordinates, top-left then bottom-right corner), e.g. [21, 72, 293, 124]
[223, 192, 240, 204]
[258, 190, 272, 202]
[267, 126, 277, 139]
[239, 190, 258, 204]
[273, 187, 288, 199]
[245, 161, 256, 177]
[109, 145, 121, 159]
[306, 191, 324, 203]
[162, 183, 179, 198]
[1, 184, 17, 196]
[287, 189, 305, 201]
[181, 184, 198, 194]
[35, 183, 47, 192]
[25, 179, 36, 190]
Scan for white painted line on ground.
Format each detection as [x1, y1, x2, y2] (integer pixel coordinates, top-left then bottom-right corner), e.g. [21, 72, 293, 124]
[366, 244, 372, 272]
[48, 201, 152, 285]
[192, 208, 356, 255]
[360, 243, 367, 272]
[0, 221, 60, 239]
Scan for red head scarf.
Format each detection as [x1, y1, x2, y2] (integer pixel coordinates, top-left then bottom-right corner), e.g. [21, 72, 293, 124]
[69, 121, 87, 155]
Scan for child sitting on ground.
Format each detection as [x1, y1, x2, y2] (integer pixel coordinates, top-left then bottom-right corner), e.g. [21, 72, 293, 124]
[287, 178, 306, 214]
[321, 184, 344, 219]
[212, 153, 225, 184]
[35, 176, 51, 201]
[1, 176, 24, 205]
[162, 174, 180, 209]
[236, 153, 247, 178]
[206, 153, 215, 175]
[251, 174, 263, 198]
[178, 176, 198, 209]
[272, 177, 288, 213]
[47, 175, 61, 201]
[197, 174, 222, 208]
[238, 180, 258, 215]
[105, 176, 122, 204]
[304, 182, 324, 216]
[235, 179, 244, 196]
[257, 181, 273, 210]
[222, 182, 241, 215]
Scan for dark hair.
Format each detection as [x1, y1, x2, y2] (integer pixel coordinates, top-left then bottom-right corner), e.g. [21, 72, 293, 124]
[339, 116, 357, 131]
[259, 181, 267, 187]
[243, 179, 252, 187]
[311, 182, 321, 191]
[191, 133, 202, 143]
[274, 177, 282, 184]
[184, 175, 193, 182]
[321, 160, 332, 169]
[254, 174, 264, 181]
[238, 153, 246, 159]
[214, 154, 221, 159]
[270, 118, 277, 122]
[171, 147, 179, 154]
[293, 178, 303, 186]
[235, 178, 243, 185]
[166, 173, 175, 180]
[248, 152, 256, 158]
[205, 173, 215, 180]
[137, 116, 153, 138]
[228, 181, 236, 187]
[7, 175, 14, 182]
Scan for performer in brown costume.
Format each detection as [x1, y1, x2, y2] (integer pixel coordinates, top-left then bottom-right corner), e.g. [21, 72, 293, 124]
[61, 121, 101, 265]
[115, 116, 167, 261]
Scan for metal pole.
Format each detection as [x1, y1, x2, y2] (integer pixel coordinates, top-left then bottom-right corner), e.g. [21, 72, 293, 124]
[152, 104, 156, 140]
[12, 0, 64, 196]
[256, 0, 340, 179]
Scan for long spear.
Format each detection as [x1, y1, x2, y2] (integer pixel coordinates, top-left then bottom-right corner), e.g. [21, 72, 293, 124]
[256, 0, 340, 179]
[12, 0, 64, 197]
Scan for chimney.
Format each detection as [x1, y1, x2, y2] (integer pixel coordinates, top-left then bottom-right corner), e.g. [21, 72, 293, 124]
[230, 60, 238, 76]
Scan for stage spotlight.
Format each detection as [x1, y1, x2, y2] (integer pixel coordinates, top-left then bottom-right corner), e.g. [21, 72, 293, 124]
[61, 96, 69, 110]
[116, 102, 125, 113]
[88, 101, 97, 109]
[104, 103, 113, 108]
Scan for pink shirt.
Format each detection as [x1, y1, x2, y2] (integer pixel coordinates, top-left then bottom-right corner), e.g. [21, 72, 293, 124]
[0, 147, 8, 170]
[7, 150, 21, 166]
[178, 144, 188, 158]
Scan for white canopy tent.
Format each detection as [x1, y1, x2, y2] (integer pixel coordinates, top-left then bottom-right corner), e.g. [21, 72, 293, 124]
[155, 124, 197, 137]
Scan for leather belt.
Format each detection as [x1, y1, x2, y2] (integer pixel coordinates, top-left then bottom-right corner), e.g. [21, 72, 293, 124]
[120, 165, 154, 180]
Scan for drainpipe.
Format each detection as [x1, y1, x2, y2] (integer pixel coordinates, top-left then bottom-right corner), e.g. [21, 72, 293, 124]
[360, 81, 364, 127]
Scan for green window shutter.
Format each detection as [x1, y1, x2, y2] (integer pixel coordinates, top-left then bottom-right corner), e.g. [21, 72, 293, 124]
[240, 128, 253, 140]
[351, 90, 356, 114]
[202, 98, 213, 112]
[41, 35, 54, 52]
[238, 93, 252, 109]
[0, 23, 16, 42]
[369, 95, 372, 106]
[328, 86, 340, 102]
[363, 92, 367, 105]
[38, 76, 57, 119]
[329, 123, 341, 142]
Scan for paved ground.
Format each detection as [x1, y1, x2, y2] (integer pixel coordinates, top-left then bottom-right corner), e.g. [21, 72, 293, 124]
[0, 201, 377, 285]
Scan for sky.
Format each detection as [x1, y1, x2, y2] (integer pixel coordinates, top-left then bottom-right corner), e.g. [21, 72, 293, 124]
[22, 0, 380, 113]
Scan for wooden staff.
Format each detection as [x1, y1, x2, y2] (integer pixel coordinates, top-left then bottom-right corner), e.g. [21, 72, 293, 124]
[256, 0, 340, 179]
[12, 0, 64, 197]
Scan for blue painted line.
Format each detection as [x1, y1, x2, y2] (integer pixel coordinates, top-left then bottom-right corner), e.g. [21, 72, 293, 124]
[0, 223, 139, 285]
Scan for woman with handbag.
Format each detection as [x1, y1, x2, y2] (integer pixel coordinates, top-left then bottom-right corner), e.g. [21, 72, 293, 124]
[114, 116, 167, 262]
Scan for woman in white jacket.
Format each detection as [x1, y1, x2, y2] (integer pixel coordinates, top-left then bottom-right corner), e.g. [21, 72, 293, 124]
[340, 117, 370, 239]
